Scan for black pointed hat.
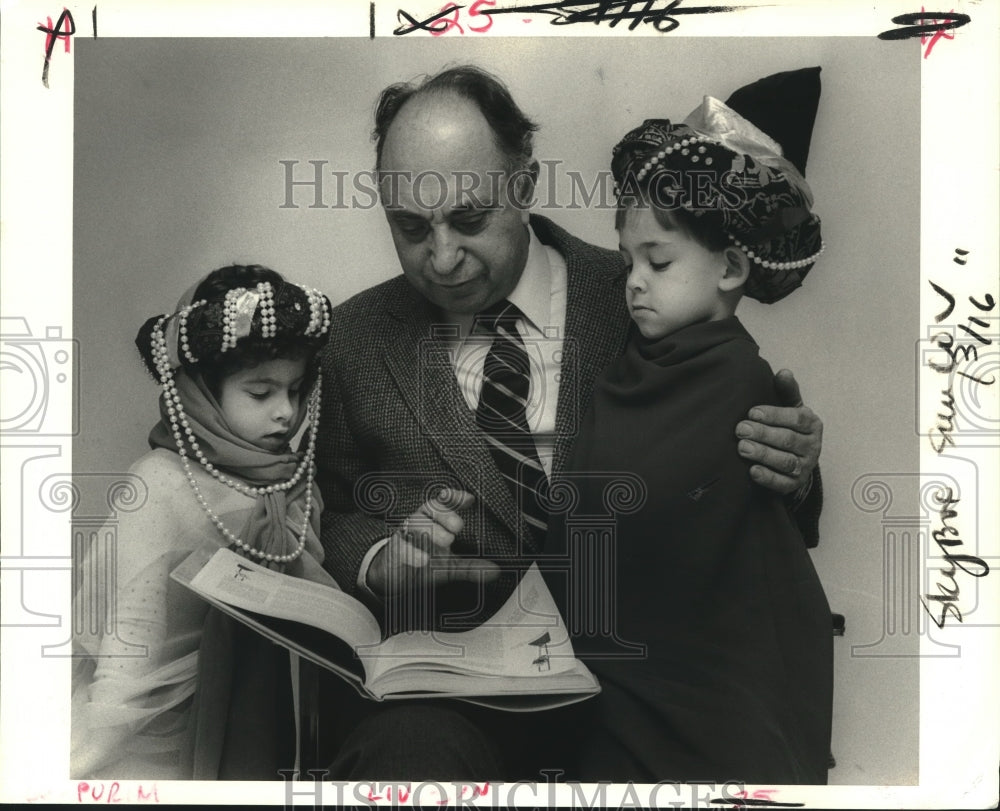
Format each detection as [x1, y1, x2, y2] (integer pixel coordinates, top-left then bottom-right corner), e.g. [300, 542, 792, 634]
[724, 66, 821, 176]
[610, 67, 825, 303]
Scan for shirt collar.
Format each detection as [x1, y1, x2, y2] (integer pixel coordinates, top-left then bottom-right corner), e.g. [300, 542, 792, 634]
[506, 224, 553, 333]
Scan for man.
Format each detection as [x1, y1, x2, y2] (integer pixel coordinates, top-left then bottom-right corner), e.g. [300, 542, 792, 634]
[314, 65, 823, 776]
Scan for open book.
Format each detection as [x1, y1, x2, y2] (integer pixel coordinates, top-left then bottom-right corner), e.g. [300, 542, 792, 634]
[171, 547, 599, 712]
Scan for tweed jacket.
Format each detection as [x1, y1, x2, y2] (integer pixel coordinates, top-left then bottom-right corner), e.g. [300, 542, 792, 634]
[315, 215, 630, 627]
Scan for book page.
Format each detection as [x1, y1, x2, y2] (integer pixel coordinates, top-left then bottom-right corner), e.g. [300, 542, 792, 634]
[363, 564, 580, 685]
[180, 547, 382, 652]
[368, 662, 600, 705]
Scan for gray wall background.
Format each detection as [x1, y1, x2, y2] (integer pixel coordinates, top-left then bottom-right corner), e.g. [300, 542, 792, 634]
[74, 36, 920, 784]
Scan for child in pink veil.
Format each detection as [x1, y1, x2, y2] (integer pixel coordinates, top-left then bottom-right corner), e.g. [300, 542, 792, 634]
[72, 264, 336, 779]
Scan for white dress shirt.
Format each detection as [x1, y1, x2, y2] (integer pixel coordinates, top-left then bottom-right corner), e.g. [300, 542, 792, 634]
[357, 225, 569, 592]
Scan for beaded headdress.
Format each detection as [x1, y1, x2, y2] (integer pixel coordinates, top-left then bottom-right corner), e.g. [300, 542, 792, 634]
[612, 68, 824, 303]
[137, 268, 334, 565]
[140, 275, 333, 373]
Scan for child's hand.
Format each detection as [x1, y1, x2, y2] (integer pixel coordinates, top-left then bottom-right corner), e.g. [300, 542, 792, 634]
[367, 488, 500, 597]
[736, 369, 823, 495]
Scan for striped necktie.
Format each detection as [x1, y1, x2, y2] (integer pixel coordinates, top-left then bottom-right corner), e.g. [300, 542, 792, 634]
[474, 299, 548, 553]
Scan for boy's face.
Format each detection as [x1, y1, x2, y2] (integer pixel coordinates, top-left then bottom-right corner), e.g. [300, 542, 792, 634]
[218, 357, 307, 451]
[618, 206, 729, 340]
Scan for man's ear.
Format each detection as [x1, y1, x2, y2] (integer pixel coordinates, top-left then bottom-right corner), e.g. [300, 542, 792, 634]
[718, 245, 751, 292]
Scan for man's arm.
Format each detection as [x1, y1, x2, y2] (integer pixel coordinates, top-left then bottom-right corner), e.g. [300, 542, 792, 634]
[313, 355, 396, 595]
[736, 369, 823, 546]
[314, 353, 500, 600]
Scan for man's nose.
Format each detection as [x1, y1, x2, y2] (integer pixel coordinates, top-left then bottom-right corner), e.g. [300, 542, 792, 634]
[428, 226, 464, 276]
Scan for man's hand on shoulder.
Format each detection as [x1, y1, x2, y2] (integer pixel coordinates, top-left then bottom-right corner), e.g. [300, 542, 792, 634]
[366, 488, 500, 597]
[736, 369, 823, 495]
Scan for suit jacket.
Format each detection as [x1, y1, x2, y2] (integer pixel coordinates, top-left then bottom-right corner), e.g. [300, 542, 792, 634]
[316, 214, 631, 630]
[315, 214, 822, 631]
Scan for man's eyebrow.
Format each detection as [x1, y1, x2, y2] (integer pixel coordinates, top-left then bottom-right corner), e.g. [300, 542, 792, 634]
[385, 205, 497, 221]
[385, 209, 428, 221]
[450, 202, 499, 212]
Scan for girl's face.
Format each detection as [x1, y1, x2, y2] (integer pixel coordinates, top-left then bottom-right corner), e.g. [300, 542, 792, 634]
[218, 357, 308, 451]
[618, 206, 729, 340]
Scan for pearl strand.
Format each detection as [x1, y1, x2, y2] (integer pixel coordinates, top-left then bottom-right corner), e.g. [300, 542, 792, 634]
[221, 287, 247, 352]
[730, 236, 826, 270]
[257, 281, 277, 338]
[150, 317, 322, 563]
[178, 299, 206, 365]
[298, 284, 332, 337]
[613, 135, 713, 196]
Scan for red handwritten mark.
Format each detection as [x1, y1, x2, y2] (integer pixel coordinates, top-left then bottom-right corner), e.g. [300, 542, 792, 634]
[39, 10, 74, 53]
[136, 784, 159, 803]
[877, 10, 970, 52]
[36, 8, 76, 87]
[730, 787, 780, 808]
[383, 785, 411, 802]
[921, 7, 955, 57]
[430, 3, 464, 35]
[76, 782, 143, 804]
[76, 781, 118, 803]
[468, 0, 495, 32]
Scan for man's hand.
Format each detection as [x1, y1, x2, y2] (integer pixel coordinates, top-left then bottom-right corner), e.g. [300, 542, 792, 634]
[736, 369, 823, 495]
[367, 488, 500, 597]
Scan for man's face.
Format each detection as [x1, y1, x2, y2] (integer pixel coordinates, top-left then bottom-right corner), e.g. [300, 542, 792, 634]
[378, 93, 533, 316]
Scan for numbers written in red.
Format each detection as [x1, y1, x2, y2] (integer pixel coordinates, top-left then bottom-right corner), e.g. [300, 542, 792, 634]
[430, 1, 496, 36]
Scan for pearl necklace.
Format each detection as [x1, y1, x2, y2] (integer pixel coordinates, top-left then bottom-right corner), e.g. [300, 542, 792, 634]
[151, 316, 321, 564]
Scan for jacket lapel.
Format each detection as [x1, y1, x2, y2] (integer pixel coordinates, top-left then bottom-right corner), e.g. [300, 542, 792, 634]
[380, 283, 523, 541]
[532, 217, 630, 475]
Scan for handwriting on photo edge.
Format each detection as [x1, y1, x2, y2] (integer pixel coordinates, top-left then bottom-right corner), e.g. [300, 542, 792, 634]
[392, 0, 741, 37]
[925, 250, 996, 456]
[712, 786, 804, 808]
[75, 781, 159, 804]
[919, 486, 990, 629]
[877, 9, 972, 58]
[920, 249, 994, 629]
[36, 6, 98, 88]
